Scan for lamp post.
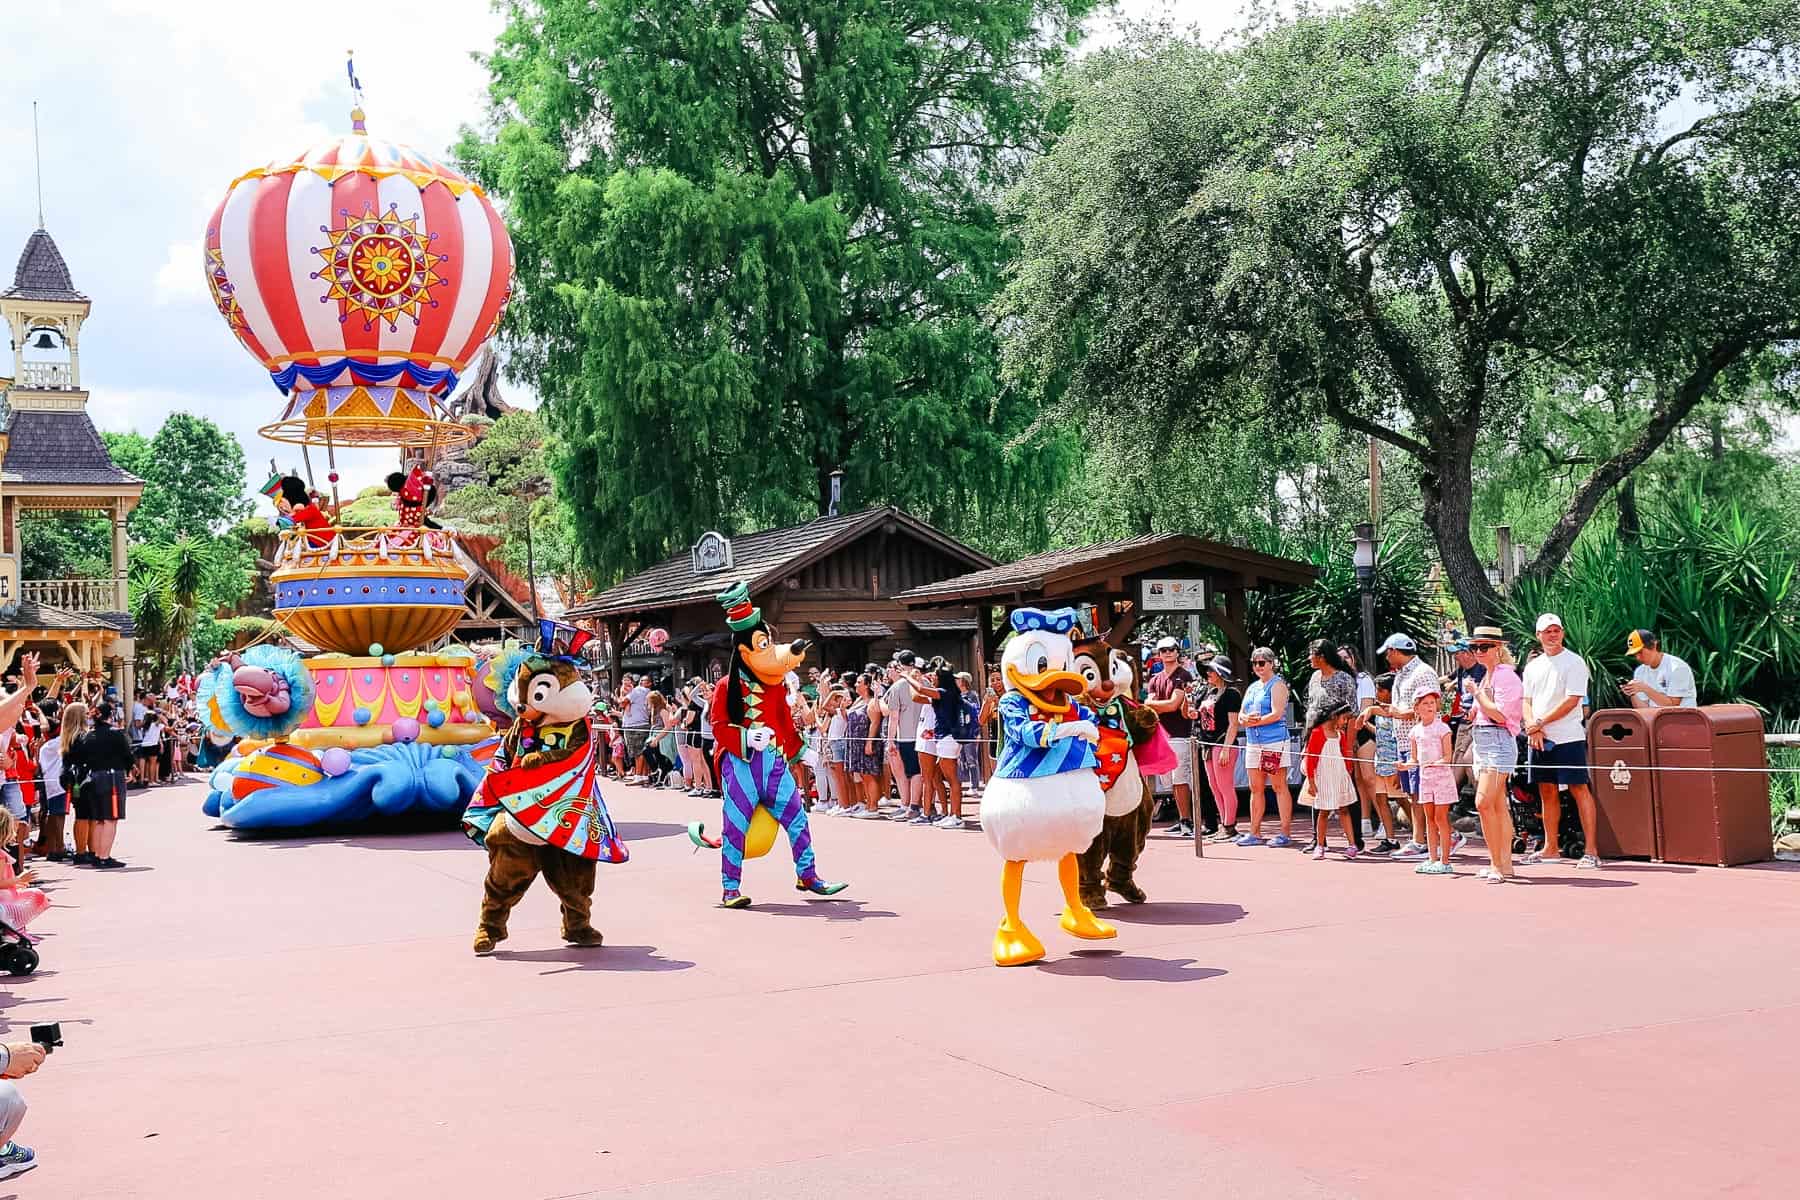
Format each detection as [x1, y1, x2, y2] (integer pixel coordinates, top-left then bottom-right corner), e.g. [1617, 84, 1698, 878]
[1353, 522, 1377, 673]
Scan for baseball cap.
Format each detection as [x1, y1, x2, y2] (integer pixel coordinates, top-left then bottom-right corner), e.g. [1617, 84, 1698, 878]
[1625, 628, 1656, 655]
[1535, 613, 1563, 633]
[1376, 632, 1416, 654]
[1155, 636, 1181, 651]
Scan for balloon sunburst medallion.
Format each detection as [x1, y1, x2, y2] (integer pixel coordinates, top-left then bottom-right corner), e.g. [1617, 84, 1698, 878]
[313, 202, 444, 331]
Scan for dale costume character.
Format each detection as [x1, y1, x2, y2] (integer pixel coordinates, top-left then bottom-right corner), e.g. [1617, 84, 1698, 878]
[688, 583, 847, 908]
[982, 606, 1116, 966]
[462, 629, 626, 955]
[1071, 631, 1159, 910]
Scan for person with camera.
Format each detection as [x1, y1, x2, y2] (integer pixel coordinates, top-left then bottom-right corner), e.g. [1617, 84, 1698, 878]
[0, 1036, 44, 1179]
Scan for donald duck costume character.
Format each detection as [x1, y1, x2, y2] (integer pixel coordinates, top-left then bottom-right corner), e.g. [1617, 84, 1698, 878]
[692, 583, 847, 908]
[982, 606, 1117, 966]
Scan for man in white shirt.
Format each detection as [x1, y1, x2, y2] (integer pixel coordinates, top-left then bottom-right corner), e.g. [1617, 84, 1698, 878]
[1520, 613, 1601, 868]
[1621, 629, 1697, 708]
[1373, 632, 1442, 860]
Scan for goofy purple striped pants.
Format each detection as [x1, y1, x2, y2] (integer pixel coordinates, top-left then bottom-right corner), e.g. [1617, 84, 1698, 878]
[718, 745, 820, 893]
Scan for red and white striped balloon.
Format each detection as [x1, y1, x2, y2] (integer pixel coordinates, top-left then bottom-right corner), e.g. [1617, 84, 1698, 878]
[205, 116, 513, 408]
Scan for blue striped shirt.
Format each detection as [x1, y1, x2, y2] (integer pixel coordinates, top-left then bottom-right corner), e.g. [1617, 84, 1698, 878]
[994, 691, 1099, 779]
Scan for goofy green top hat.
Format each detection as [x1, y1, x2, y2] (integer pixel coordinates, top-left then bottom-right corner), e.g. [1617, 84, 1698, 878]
[717, 582, 763, 632]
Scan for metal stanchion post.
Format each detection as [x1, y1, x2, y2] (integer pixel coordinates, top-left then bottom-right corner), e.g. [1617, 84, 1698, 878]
[1193, 734, 1205, 859]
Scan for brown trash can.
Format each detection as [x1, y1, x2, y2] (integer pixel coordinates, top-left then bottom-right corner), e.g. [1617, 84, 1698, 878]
[1651, 705, 1773, 867]
[1586, 709, 1660, 860]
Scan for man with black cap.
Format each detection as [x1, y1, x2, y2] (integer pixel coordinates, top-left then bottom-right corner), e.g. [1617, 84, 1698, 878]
[1621, 630, 1697, 708]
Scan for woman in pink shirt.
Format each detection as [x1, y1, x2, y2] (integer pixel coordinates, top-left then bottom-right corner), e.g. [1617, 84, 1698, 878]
[1467, 626, 1526, 883]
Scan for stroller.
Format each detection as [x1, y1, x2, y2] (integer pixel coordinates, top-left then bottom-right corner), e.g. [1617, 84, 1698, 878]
[1505, 735, 1587, 859]
[0, 917, 39, 976]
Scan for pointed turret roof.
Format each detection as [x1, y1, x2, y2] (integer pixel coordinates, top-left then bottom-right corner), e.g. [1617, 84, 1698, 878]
[3, 228, 86, 303]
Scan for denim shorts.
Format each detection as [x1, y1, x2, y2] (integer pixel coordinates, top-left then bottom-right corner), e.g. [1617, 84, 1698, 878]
[1471, 725, 1518, 775]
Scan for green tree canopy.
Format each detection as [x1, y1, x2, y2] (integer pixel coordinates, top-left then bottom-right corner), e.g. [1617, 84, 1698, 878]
[1000, 0, 1800, 623]
[106, 413, 252, 542]
[462, 0, 1095, 580]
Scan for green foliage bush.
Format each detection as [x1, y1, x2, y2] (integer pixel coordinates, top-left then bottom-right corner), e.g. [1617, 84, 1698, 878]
[1245, 529, 1444, 673]
[1499, 494, 1800, 714]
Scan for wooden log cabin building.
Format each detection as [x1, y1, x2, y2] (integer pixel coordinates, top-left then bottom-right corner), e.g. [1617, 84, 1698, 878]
[563, 506, 994, 689]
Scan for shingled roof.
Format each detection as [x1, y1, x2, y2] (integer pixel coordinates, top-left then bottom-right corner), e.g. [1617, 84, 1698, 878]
[0, 599, 126, 633]
[565, 506, 993, 621]
[3, 228, 87, 303]
[893, 533, 1317, 607]
[0, 407, 143, 486]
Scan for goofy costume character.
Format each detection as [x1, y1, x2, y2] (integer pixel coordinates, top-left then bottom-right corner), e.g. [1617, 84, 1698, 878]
[688, 582, 847, 908]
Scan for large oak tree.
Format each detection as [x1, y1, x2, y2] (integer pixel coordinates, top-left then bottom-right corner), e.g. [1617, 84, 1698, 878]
[1000, 0, 1800, 622]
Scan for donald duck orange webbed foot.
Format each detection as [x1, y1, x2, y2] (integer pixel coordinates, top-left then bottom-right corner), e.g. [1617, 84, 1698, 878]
[993, 859, 1046, 966]
[1056, 851, 1117, 941]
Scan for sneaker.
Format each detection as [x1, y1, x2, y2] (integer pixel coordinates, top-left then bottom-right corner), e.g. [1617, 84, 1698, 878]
[1342, 846, 1359, 860]
[1267, 834, 1294, 848]
[1451, 831, 1469, 855]
[851, 806, 882, 819]
[1164, 820, 1188, 835]
[1392, 842, 1428, 861]
[934, 814, 965, 830]
[1233, 833, 1265, 847]
[97, 857, 128, 869]
[1311, 844, 1326, 860]
[72, 851, 99, 867]
[1173, 821, 1194, 839]
[890, 806, 918, 821]
[0, 1140, 35, 1180]
[908, 811, 932, 825]
[1577, 854, 1602, 870]
[1370, 839, 1400, 855]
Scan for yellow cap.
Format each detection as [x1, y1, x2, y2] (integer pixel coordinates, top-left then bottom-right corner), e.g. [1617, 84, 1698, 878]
[1625, 629, 1652, 655]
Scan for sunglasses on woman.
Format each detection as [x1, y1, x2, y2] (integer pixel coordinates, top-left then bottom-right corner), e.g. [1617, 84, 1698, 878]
[1252, 659, 1274, 668]
[1470, 641, 1499, 651]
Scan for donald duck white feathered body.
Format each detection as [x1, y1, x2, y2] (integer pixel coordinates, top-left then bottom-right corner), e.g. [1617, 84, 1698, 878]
[982, 607, 1117, 966]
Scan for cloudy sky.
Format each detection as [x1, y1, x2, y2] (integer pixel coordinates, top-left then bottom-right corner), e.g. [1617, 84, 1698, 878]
[0, 0, 1239, 502]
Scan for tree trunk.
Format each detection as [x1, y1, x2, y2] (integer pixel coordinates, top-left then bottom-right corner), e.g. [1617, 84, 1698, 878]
[1615, 475, 1641, 543]
[1418, 452, 1502, 628]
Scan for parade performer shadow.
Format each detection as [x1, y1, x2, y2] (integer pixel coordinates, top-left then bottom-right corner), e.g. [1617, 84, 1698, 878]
[462, 633, 628, 955]
[688, 583, 847, 908]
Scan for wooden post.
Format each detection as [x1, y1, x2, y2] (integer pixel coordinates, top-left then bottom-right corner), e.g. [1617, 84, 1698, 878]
[605, 618, 624, 694]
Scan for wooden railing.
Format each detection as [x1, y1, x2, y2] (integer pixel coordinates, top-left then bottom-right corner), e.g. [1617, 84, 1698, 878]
[22, 577, 116, 612]
[272, 526, 458, 571]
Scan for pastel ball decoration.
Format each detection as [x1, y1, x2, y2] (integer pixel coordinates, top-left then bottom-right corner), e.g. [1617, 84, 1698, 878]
[319, 747, 353, 777]
[381, 654, 396, 667]
[353, 706, 373, 725]
[427, 710, 446, 728]
[439, 745, 459, 758]
[368, 643, 385, 657]
[392, 716, 422, 743]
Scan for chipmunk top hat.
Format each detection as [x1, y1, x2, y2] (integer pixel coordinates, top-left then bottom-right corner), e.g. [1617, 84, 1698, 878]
[716, 582, 762, 632]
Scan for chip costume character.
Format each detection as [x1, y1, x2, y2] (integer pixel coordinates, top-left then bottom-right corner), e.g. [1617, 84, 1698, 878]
[688, 583, 846, 908]
[981, 607, 1116, 966]
[463, 631, 626, 955]
[1072, 631, 1159, 910]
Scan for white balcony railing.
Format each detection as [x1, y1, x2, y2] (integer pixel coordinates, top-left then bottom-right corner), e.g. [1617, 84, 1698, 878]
[17, 361, 74, 389]
[22, 577, 115, 612]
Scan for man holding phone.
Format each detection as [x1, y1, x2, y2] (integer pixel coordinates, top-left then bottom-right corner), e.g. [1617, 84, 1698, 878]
[0, 1030, 48, 1179]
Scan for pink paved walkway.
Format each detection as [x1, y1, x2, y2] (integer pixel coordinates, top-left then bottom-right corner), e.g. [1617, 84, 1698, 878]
[10, 780, 1799, 1199]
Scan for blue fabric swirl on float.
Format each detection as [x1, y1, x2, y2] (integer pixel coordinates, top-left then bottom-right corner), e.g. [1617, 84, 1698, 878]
[203, 739, 496, 830]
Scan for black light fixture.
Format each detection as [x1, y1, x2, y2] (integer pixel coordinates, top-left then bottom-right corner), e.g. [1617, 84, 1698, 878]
[1352, 522, 1377, 671]
[827, 468, 845, 517]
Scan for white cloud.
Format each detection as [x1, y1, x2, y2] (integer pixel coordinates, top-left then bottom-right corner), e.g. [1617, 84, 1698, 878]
[152, 239, 206, 307]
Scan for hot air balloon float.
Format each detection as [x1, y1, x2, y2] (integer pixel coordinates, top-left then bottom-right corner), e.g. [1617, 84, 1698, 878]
[197, 62, 515, 830]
